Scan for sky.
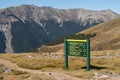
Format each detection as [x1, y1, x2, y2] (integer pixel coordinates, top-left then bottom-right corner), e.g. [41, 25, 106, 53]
[0, 0, 120, 14]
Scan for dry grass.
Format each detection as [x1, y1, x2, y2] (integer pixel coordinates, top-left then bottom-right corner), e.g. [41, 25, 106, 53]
[0, 62, 55, 80]
[0, 49, 120, 79]
[38, 44, 64, 53]
[0, 63, 4, 67]
[0, 73, 55, 80]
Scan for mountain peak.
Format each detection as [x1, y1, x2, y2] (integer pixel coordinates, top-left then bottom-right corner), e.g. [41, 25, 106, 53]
[0, 5, 120, 53]
[21, 4, 37, 7]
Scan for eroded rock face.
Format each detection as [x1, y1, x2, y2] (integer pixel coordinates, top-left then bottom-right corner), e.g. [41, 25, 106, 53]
[0, 23, 13, 53]
[0, 5, 119, 53]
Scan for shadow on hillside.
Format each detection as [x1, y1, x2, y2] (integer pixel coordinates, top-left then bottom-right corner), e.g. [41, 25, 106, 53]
[81, 65, 106, 70]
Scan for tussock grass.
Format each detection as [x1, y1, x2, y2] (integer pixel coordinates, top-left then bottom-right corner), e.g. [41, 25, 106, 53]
[0, 63, 4, 67]
[1, 73, 55, 80]
[0, 49, 120, 79]
[17, 58, 64, 70]
[72, 70, 94, 79]
[12, 70, 27, 75]
[0, 63, 55, 80]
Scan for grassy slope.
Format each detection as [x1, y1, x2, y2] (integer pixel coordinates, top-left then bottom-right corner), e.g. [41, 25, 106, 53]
[78, 17, 120, 51]
[0, 49, 120, 79]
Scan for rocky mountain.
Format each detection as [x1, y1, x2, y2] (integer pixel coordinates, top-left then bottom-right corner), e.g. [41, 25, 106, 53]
[39, 17, 120, 52]
[0, 4, 119, 53]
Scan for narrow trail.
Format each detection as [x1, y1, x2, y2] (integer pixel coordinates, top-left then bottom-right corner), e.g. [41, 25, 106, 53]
[0, 59, 83, 80]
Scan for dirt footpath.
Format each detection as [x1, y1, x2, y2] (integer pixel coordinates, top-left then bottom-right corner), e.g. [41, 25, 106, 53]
[0, 59, 83, 80]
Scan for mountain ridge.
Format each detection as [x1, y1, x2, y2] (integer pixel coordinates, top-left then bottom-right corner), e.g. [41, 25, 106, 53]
[0, 4, 119, 53]
[38, 17, 120, 52]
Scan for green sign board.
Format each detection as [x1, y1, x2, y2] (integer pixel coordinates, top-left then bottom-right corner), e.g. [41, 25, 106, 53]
[64, 38, 90, 71]
[67, 40, 87, 57]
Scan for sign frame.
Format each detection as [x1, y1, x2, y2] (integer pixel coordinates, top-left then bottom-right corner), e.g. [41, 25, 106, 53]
[64, 38, 90, 71]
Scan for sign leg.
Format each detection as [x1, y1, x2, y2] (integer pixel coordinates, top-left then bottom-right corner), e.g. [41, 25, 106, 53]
[86, 39, 90, 71]
[64, 38, 68, 69]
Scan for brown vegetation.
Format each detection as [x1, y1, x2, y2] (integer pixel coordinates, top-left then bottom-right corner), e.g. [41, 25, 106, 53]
[0, 49, 120, 79]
